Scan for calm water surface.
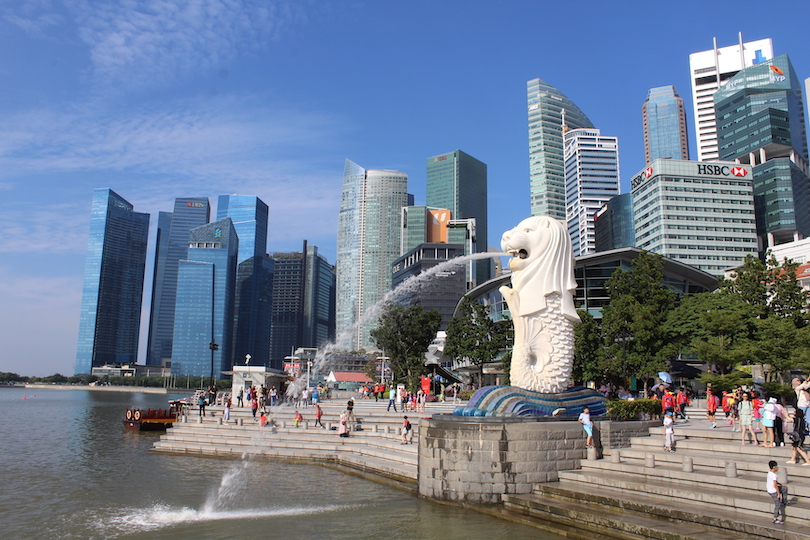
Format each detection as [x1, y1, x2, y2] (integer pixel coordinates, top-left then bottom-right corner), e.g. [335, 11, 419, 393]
[0, 387, 563, 539]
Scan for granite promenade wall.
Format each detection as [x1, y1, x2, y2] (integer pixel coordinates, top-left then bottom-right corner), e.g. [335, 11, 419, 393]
[418, 416, 658, 504]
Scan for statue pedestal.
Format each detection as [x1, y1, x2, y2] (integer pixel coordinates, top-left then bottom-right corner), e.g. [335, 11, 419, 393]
[453, 385, 607, 417]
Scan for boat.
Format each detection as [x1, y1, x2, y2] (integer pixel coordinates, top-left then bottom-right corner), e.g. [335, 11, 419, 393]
[123, 402, 182, 431]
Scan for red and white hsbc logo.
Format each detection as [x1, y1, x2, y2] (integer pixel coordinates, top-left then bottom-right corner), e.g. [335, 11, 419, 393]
[644, 167, 653, 178]
[697, 164, 749, 177]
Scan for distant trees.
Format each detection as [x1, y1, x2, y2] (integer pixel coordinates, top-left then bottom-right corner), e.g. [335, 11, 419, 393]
[445, 297, 512, 388]
[370, 303, 442, 391]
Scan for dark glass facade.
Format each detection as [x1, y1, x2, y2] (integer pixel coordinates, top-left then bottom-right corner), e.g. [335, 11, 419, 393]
[217, 195, 273, 367]
[594, 193, 636, 252]
[146, 197, 210, 365]
[303, 245, 336, 350]
[171, 218, 238, 378]
[426, 150, 490, 285]
[269, 248, 306, 367]
[642, 85, 689, 164]
[75, 189, 149, 374]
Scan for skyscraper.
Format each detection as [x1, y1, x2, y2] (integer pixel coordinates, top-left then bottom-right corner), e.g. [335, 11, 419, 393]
[303, 244, 336, 350]
[642, 86, 689, 164]
[714, 53, 810, 248]
[527, 78, 594, 220]
[688, 35, 773, 161]
[564, 128, 620, 257]
[594, 193, 635, 253]
[426, 150, 489, 285]
[75, 189, 149, 374]
[217, 195, 273, 367]
[400, 206, 452, 255]
[146, 197, 210, 365]
[171, 218, 238, 378]
[631, 159, 758, 276]
[336, 159, 409, 349]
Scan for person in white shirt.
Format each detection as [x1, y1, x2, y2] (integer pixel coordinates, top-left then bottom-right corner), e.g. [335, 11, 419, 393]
[578, 407, 593, 448]
[766, 460, 788, 524]
[663, 411, 675, 452]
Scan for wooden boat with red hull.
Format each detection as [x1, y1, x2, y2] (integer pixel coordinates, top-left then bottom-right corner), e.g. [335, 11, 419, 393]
[123, 403, 180, 431]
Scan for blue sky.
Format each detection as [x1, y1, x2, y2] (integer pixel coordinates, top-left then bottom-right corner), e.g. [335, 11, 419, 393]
[2, 0, 810, 376]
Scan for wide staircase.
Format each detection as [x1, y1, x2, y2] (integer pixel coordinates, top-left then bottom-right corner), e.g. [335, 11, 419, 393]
[502, 415, 810, 540]
[152, 398, 459, 488]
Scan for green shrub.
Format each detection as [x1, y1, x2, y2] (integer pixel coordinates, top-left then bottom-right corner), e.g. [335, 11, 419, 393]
[606, 398, 661, 420]
[459, 390, 475, 401]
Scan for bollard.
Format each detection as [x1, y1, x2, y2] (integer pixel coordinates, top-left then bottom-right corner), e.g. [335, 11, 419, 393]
[304, 421, 309, 429]
[373, 424, 378, 433]
[182, 415, 188, 423]
[238, 418, 243, 426]
[197, 416, 203, 424]
[587, 446, 598, 461]
[218, 417, 223, 425]
[725, 461, 737, 478]
[645, 453, 655, 468]
[610, 450, 621, 464]
[682, 456, 693, 473]
[281, 420, 287, 429]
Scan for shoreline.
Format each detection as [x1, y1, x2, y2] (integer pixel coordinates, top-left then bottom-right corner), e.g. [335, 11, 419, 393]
[22, 384, 194, 394]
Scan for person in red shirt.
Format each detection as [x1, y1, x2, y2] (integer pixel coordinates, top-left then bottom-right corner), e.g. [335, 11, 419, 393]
[676, 387, 691, 420]
[706, 389, 720, 428]
[662, 388, 676, 414]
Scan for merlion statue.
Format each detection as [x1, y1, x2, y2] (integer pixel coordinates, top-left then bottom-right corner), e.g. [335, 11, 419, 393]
[500, 216, 580, 393]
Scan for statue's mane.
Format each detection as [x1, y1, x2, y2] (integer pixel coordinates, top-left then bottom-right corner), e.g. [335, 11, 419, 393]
[510, 216, 579, 322]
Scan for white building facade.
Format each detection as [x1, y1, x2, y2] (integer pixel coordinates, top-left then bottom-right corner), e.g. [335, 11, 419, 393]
[564, 128, 620, 257]
[631, 159, 758, 277]
[688, 35, 773, 162]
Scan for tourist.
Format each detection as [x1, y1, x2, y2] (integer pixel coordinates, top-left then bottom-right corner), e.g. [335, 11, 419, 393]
[251, 396, 258, 419]
[739, 393, 760, 445]
[721, 390, 732, 424]
[792, 377, 810, 431]
[661, 388, 676, 415]
[731, 387, 742, 432]
[294, 410, 303, 428]
[269, 385, 277, 407]
[676, 387, 690, 420]
[258, 384, 266, 411]
[752, 391, 764, 432]
[452, 383, 460, 404]
[786, 408, 810, 465]
[311, 387, 319, 406]
[223, 398, 231, 424]
[259, 411, 267, 431]
[338, 410, 349, 437]
[314, 404, 325, 428]
[705, 388, 719, 428]
[663, 410, 675, 452]
[236, 388, 244, 408]
[302, 388, 310, 408]
[387, 386, 397, 412]
[766, 460, 788, 524]
[578, 407, 594, 448]
[401, 415, 413, 444]
[417, 389, 426, 413]
[198, 393, 206, 417]
[774, 399, 787, 447]
[208, 385, 218, 406]
[346, 397, 355, 429]
[762, 398, 777, 448]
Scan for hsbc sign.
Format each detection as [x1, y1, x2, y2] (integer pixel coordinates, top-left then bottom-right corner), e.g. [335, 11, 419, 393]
[697, 164, 749, 177]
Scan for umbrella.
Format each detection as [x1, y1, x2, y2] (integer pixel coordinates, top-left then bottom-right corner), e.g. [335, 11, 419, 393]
[658, 371, 673, 384]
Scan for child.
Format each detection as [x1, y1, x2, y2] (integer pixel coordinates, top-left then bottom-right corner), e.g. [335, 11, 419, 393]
[766, 460, 788, 524]
[294, 410, 303, 428]
[314, 404, 325, 428]
[663, 410, 675, 452]
[706, 389, 719, 428]
[578, 407, 594, 448]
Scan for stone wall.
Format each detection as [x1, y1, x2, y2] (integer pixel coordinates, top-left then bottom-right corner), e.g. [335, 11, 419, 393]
[418, 416, 656, 504]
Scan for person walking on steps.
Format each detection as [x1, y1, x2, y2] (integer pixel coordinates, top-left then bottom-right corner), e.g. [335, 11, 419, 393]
[767, 460, 788, 524]
[578, 407, 594, 448]
[387, 386, 397, 412]
[314, 404, 325, 428]
[706, 388, 720, 428]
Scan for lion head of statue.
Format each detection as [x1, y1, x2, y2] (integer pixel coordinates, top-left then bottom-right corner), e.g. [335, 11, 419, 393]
[501, 216, 579, 322]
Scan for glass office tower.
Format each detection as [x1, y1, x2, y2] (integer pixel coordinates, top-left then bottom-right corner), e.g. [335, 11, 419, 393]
[171, 218, 238, 378]
[594, 193, 635, 252]
[714, 53, 810, 247]
[426, 150, 489, 285]
[563, 128, 620, 256]
[217, 195, 273, 367]
[336, 159, 409, 349]
[527, 78, 594, 220]
[643, 86, 689, 164]
[146, 197, 210, 365]
[75, 189, 149, 374]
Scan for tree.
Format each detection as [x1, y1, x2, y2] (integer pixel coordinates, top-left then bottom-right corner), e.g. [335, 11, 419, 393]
[573, 309, 603, 384]
[719, 255, 769, 318]
[370, 303, 441, 391]
[445, 297, 512, 388]
[600, 251, 676, 392]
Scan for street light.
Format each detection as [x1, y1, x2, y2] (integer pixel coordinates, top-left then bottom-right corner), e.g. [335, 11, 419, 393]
[376, 356, 391, 385]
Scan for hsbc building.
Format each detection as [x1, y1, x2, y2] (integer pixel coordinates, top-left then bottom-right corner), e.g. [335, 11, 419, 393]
[630, 158, 758, 277]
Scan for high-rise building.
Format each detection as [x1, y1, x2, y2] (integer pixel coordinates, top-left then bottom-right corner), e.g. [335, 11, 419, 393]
[631, 159, 758, 276]
[642, 86, 689, 164]
[217, 195, 273, 367]
[715, 53, 810, 248]
[564, 128, 620, 257]
[527, 78, 594, 220]
[426, 150, 489, 285]
[336, 159, 409, 349]
[688, 35, 773, 161]
[171, 218, 238, 378]
[75, 189, 149, 374]
[400, 206, 452, 255]
[269, 242, 336, 366]
[594, 193, 635, 253]
[146, 197, 210, 365]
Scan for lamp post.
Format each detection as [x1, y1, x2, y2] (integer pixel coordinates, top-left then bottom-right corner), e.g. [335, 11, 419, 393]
[376, 356, 391, 386]
[209, 266, 218, 387]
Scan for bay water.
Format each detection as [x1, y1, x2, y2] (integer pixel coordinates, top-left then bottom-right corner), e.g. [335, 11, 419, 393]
[0, 387, 565, 539]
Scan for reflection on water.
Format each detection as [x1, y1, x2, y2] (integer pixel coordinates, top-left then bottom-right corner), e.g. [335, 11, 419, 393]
[0, 387, 564, 540]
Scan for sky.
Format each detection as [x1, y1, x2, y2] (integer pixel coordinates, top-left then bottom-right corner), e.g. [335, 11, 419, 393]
[2, 0, 810, 376]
